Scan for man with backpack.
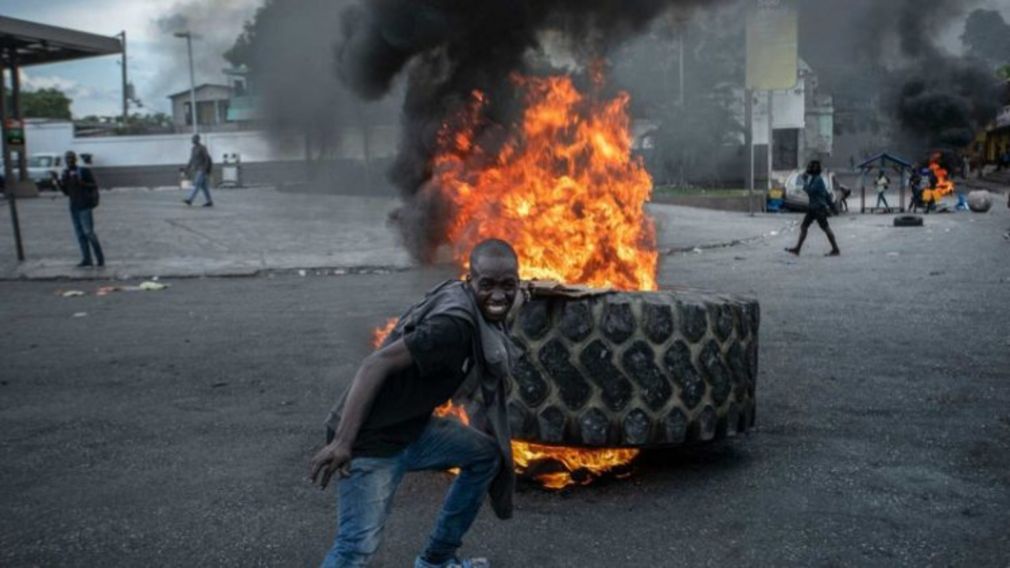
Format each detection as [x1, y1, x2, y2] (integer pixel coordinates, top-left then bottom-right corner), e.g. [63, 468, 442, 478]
[786, 160, 841, 257]
[184, 134, 214, 207]
[54, 151, 104, 268]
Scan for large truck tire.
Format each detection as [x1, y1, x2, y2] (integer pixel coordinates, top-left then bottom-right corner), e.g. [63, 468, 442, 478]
[894, 215, 924, 227]
[507, 289, 759, 448]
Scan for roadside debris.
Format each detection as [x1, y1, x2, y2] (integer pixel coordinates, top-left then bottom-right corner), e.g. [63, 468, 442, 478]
[59, 290, 85, 298]
[137, 281, 168, 291]
[92, 281, 170, 296]
[72, 312, 88, 318]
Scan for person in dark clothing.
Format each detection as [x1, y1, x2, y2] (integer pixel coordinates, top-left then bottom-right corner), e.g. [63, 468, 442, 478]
[54, 151, 104, 267]
[310, 239, 523, 568]
[786, 160, 840, 257]
[184, 134, 213, 207]
[908, 167, 923, 213]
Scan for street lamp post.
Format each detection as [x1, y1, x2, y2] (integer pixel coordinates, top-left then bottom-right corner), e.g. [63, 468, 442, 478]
[173, 31, 198, 134]
[118, 31, 127, 125]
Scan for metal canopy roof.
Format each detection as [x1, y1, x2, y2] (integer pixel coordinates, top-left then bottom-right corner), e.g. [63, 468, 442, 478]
[857, 152, 913, 170]
[0, 16, 121, 67]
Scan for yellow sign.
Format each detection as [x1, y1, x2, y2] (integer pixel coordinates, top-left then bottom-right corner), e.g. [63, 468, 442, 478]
[746, 0, 798, 91]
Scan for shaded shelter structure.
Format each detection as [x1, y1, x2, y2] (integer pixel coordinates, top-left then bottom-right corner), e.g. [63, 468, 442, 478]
[857, 152, 913, 214]
[0, 16, 122, 261]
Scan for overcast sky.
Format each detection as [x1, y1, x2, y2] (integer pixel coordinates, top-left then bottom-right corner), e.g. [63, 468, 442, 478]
[2, 0, 1008, 118]
[0, 0, 258, 116]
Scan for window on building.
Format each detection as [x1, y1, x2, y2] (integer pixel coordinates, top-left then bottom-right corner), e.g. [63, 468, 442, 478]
[773, 128, 800, 171]
[197, 101, 217, 125]
[183, 102, 192, 126]
[218, 100, 231, 123]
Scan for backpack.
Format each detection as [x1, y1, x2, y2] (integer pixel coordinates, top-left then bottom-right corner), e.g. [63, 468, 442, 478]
[82, 167, 100, 209]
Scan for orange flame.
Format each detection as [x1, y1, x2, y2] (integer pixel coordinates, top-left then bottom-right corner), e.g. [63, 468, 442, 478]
[510, 441, 639, 490]
[371, 318, 398, 348]
[923, 153, 955, 205]
[433, 401, 639, 489]
[433, 400, 470, 427]
[373, 72, 655, 489]
[429, 73, 657, 291]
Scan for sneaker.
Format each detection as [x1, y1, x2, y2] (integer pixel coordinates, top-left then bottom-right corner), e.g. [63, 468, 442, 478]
[203, 202, 214, 207]
[826, 250, 841, 257]
[76, 260, 93, 268]
[784, 247, 800, 256]
[414, 556, 490, 568]
[183, 199, 192, 206]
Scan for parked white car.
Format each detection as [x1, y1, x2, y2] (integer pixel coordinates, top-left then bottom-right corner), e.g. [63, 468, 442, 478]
[27, 153, 64, 190]
[781, 170, 840, 212]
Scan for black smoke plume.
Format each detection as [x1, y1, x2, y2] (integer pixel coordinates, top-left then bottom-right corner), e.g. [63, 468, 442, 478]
[336, 0, 715, 261]
[800, 0, 1004, 155]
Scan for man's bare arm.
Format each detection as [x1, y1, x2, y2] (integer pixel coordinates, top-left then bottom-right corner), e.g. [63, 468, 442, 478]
[308, 337, 414, 489]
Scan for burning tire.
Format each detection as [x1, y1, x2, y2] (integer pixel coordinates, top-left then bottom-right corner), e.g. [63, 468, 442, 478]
[507, 289, 759, 448]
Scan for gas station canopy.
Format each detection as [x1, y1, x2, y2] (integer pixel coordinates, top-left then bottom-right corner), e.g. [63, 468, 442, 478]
[0, 15, 122, 66]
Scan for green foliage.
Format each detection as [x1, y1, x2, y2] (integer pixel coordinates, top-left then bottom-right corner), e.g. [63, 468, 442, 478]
[224, 0, 276, 68]
[21, 88, 72, 119]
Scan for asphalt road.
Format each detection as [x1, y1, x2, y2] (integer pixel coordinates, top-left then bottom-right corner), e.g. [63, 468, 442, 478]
[1, 206, 1009, 567]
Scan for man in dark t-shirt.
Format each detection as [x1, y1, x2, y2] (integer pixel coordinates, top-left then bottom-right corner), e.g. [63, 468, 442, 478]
[310, 239, 521, 568]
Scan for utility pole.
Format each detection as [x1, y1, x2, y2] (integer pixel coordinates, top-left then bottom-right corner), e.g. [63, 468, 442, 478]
[119, 31, 128, 125]
[746, 89, 754, 217]
[676, 13, 687, 189]
[767, 90, 774, 196]
[174, 31, 198, 134]
[2, 52, 26, 261]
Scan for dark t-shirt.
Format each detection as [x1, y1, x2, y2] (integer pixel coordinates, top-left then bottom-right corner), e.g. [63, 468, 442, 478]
[352, 315, 475, 457]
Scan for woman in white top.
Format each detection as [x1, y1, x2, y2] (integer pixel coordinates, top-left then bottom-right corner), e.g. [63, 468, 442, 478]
[874, 170, 891, 211]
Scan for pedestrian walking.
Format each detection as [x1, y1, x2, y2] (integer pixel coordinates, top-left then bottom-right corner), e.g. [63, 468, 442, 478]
[53, 151, 104, 268]
[874, 169, 891, 212]
[786, 160, 840, 257]
[183, 134, 214, 207]
[310, 239, 523, 568]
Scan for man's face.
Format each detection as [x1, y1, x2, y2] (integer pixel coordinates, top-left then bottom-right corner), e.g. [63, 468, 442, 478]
[65, 154, 76, 168]
[467, 255, 519, 323]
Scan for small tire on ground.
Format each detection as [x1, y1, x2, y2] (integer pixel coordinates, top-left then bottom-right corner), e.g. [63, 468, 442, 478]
[508, 289, 759, 448]
[893, 215, 924, 227]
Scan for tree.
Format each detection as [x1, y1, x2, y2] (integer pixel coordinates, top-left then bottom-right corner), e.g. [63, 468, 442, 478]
[21, 88, 72, 119]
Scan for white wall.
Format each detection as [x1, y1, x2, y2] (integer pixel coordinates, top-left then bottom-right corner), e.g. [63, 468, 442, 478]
[23, 120, 74, 156]
[8, 120, 399, 167]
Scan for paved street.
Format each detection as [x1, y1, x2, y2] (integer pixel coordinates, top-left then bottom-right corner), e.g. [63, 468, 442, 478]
[0, 187, 790, 280]
[1, 192, 1009, 566]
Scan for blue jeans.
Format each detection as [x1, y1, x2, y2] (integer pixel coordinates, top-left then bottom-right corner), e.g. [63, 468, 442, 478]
[70, 205, 104, 265]
[322, 418, 501, 568]
[187, 171, 213, 204]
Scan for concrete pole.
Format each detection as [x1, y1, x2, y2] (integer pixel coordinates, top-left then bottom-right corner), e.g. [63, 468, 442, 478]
[677, 29, 686, 189]
[120, 31, 128, 125]
[2, 58, 26, 261]
[746, 89, 754, 217]
[10, 59, 26, 182]
[186, 33, 197, 134]
[767, 90, 774, 196]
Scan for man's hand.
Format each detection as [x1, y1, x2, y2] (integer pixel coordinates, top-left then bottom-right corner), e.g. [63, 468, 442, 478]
[309, 441, 352, 489]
